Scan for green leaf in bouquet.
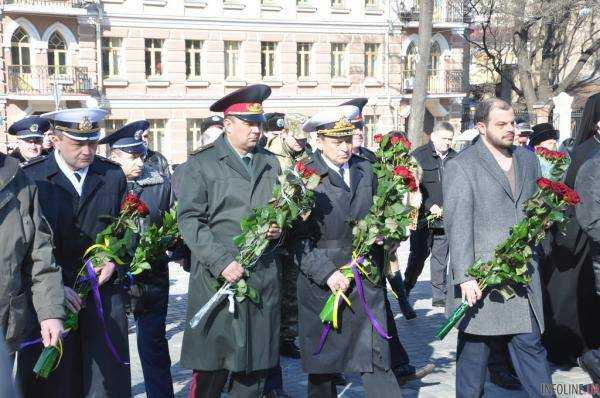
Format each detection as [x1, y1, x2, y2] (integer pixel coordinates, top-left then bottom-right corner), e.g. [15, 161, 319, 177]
[306, 174, 321, 190]
[320, 294, 336, 323]
[236, 278, 247, 295]
[246, 285, 260, 304]
[384, 218, 398, 233]
[233, 234, 245, 247]
[276, 210, 288, 229]
[498, 285, 516, 300]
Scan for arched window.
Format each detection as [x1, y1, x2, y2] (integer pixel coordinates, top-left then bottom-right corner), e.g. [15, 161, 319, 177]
[430, 41, 441, 71]
[405, 41, 419, 78]
[48, 32, 67, 75]
[11, 28, 31, 73]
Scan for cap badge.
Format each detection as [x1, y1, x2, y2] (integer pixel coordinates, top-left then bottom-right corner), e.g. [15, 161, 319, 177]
[29, 124, 39, 133]
[276, 118, 284, 128]
[134, 130, 143, 140]
[212, 116, 220, 122]
[247, 103, 263, 114]
[79, 116, 93, 131]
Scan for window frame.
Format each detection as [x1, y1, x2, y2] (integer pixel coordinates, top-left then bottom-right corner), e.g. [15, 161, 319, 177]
[261, 41, 278, 79]
[186, 118, 203, 153]
[147, 119, 166, 152]
[364, 42, 380, 78]
[331, 42, 348, 78]
[102, 37, 123, 79]
[145, 38, 164, 78]
[185, 39, 204, 79]
[11, 27, 31, 73]
[224, 40, 241, 80]
[296, 42, 312, 79]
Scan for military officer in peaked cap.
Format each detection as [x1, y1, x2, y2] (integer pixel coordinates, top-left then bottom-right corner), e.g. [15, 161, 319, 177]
[100, 120, 179, 398]
[177, 84, 283, 397]
[340, 98, 377, 163]
[17, 108, 131, 398]
[265, 112, 309, 360]
[292, 105, 405, 396]
[8, 116, 49, 164]
[199, 115, 224, 148]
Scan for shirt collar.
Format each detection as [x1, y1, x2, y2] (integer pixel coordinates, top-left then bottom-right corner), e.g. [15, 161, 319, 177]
[321, 153, 347, 174]
[54, 150, 89, 195]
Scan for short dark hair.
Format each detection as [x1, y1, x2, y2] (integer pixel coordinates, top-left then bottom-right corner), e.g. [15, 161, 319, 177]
[432, 121, 454, 134]
[474, 98, 512, 126]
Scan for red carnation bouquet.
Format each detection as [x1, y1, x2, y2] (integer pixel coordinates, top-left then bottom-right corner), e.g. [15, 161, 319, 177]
[33, 193, 149, 378]
[436, 178, 580, 339]
[190, 160, 321, 327]
[535, 147, 570, 181]
[318, 133, 419, 340]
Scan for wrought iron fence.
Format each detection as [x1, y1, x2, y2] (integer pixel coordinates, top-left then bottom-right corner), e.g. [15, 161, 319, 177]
[400, 69, 464, 94]
[398, 1, 464, 23]
[5, 0, 85, 6]
[7, 65, 93, 96]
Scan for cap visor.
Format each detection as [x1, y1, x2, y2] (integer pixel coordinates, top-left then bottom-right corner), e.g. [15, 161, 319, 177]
[235, 114, 266, 123]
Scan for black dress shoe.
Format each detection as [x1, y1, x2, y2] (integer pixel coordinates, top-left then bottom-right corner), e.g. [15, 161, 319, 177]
[279, 340, 300, 359]
[394, 363, 435, 385]
[579, 350, 600, 384]
[332, 373, 348, 386]
[489, 371, 522, 390]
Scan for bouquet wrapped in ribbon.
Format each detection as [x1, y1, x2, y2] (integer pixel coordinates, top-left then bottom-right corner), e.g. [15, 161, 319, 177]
[436, 177, 580, 339]
[535, 147, 570, 180]
[189, 160, 321, 328]
[32, 193, 149, 378]
[316, 133, 419, 352]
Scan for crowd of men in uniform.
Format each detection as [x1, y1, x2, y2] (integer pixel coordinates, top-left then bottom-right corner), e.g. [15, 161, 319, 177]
[1, 84, 600, 398]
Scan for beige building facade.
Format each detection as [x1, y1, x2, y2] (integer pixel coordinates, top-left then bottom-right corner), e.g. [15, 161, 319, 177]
[1, 0, 467, 163]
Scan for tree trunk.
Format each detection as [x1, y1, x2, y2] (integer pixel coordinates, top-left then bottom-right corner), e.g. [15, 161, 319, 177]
[512, 0, 538, 118]
[408, 0, 433, 146]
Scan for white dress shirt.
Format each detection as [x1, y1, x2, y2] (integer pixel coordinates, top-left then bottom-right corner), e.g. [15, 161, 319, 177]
[322, 154, 350, 187]
[54, 150, 88, 196]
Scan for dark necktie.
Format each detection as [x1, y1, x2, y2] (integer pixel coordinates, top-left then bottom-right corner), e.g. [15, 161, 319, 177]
[74, 172, 81, 182]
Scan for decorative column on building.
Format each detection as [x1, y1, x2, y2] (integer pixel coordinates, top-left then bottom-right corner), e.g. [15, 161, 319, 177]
[552, 91, 574, 143]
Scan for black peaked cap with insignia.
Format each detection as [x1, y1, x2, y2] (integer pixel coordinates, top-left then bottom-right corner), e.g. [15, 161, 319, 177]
[339, 97, 368, 129]
[264, 112, 286, 132]
[8, 116, 50, 139]
[98, 120, 149, 155]
[201, 115, 224, 133]
[210, 84, 271, 123]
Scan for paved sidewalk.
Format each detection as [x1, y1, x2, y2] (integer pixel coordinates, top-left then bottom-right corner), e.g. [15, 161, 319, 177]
[130, 242, 594, 397]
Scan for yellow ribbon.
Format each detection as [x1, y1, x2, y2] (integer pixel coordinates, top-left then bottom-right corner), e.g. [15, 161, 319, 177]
[332, 290, 352, 329]
[82, 239, 125, 265]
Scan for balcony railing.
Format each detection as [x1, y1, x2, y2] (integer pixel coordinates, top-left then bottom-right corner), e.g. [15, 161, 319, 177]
[398, 1, 464, 23]
[4, 0, 86, 6]
[400, 69, 464, 94]
[7, 65, 93, 96]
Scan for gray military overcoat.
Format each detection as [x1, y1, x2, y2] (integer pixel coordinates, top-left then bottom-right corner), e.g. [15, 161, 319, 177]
[177, 134, 281, 372]
[443, 139, 544, 335]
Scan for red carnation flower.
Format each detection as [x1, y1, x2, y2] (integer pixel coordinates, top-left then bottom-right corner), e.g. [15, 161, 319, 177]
[537, 178, 553, 190]
[374, 134, 383, 143]
[136, 202, 150, 217]
[563, 189, 580, 206]
[303, 167, 316, 179]
[393, 166, 411, 178]
[406, 175, 418, 192]
[551, 182, 570, 196]
[390, 135, 401, 145]
[399, 136, 412, 150]
[121, 193, 141, 211]
[295, 161, 306, 173]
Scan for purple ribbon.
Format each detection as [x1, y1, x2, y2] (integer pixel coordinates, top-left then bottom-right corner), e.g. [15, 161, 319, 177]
[20, 332, 70, 350]
[313, 257, 390, 355]
[313, 324, 332, 355]
[84, 260, 129, 366]
[350, 261, 391, 340]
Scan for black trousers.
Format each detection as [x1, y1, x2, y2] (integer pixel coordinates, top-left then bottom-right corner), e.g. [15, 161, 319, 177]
[134, 302, 174, 398]
[189, 369, 269, 398]
[456, 318, 554, 398]
[405, 227, 449, 301]
[308, 365, 403, 397]
[384, 290, 410, 367]
[17, 282, 130, 398]
[279, 251, 299, 343]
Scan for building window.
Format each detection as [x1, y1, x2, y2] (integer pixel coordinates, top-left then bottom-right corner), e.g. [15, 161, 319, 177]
[147, 119, 166, 152]
[364, 43, 380, 78]
[145, 39, 164, 78]
[331, 43, 347, 78]
[405, 42, 418, 77]
[187, 119, 203, 153]
[297, 42, 312, 78]
[365, 0, 377, 6]
[224, 41, 241, 79]
[364, 115, 379, 146]
[297, 0, 310, 4]
[104, 119, 127, 135]
[48, 32, 67, 75]
[11, 28, 31, 73]
[102, 37, 122, 78]
[331, 0, 344, 7]
[186, 40, 203, 79]
[261, 42, 277, 79]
